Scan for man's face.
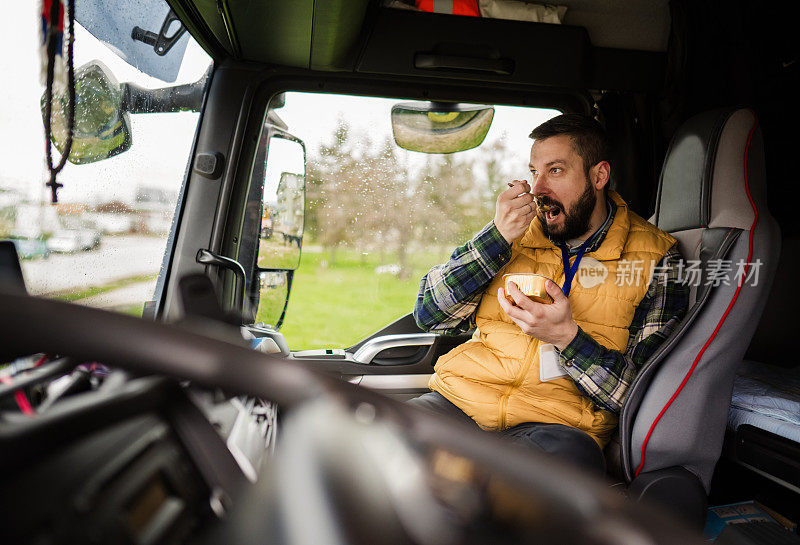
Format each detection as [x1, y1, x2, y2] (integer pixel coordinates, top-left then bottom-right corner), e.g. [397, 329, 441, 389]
[529, 134, 597, 242]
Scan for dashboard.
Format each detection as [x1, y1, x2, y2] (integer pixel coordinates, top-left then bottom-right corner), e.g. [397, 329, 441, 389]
[0, 373, 261, 544]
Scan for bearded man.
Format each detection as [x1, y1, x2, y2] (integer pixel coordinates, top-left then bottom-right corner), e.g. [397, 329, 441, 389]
[411, 114, 689, 475]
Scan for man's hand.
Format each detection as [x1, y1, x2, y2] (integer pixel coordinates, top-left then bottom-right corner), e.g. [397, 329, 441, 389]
[494, 180, 535, 244]
[497, 279, 579, 350]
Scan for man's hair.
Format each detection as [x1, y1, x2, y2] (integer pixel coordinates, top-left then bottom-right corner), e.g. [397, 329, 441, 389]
[529, 114, 610, 176]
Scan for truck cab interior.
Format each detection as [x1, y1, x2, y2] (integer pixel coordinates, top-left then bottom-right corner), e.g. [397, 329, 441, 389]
[1, 1, 798, 543]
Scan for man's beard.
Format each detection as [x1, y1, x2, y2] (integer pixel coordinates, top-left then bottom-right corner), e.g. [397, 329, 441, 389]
[539, 178, 597, 242]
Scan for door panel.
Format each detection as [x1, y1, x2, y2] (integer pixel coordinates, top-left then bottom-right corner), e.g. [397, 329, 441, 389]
[287, 313, 471, 400]
[348, 374, 433, 402]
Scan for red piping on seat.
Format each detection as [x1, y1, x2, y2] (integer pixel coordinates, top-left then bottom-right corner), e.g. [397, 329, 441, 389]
[634, 112, 760, 478]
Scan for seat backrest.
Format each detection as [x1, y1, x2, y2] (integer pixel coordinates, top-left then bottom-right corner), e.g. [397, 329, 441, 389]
[618, 108, 781, 490]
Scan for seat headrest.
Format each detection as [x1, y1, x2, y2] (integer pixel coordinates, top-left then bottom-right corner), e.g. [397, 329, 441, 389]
[653, 108, 768, 233]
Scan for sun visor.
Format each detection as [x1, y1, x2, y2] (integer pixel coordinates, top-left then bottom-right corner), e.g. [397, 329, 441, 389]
[357, 8, 589, 88]
[76, 0, 190, 83]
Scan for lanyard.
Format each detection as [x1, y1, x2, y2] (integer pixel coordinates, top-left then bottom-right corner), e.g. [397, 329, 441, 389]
[556, 204, 611, 297]
[557, 238, 594, 298]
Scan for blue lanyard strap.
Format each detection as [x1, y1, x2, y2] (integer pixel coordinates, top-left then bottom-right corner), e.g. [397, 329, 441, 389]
[557, 239, 593, 298]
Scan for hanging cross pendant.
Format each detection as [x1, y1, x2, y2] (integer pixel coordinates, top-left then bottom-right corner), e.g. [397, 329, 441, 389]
[46, 173, 63, 204]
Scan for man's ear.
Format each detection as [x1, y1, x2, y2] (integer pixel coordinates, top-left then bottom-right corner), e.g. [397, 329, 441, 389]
[591, 161, 611, 191]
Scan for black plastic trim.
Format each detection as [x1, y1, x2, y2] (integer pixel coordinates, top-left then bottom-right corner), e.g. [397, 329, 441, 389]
[167, 388, 249, 497]
[216, 0, 241, 58]
[357, 8, 589, 88]
[249, 66, 591, 118]
[414, 52, 515, 75]
[166, 0, 228, 59]
[733, 424, 800, 491]
[0, 376, 176, 467]
[210, 77, 257, 256]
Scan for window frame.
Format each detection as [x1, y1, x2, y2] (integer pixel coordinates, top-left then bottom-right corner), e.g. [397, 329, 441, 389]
[213, 70, 589, 337]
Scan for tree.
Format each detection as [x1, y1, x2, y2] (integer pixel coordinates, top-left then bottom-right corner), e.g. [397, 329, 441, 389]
[415, 152, 484, 251]
[481, 136, 515, 217]
[305, 119, 506, 278]
[306, 119, 363, 263]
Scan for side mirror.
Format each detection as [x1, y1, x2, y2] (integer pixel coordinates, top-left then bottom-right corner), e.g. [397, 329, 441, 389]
[41, 61, 132, 165]
[256, 135, 306, 271]
[391, 101, 494, 154]
[253, 131, 306, 330]
[41, 61, 208, 165]
[254, 270, 291, 330]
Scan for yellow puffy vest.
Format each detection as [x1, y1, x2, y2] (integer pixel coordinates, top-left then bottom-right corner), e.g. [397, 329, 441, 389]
[429, 191, 676, 447]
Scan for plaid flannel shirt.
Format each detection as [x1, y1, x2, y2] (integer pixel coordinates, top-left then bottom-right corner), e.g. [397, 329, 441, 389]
[413, 202, 689, 414]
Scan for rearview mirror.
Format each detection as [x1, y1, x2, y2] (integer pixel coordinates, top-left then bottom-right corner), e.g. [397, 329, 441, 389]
[41, 61, 132, 165]
[391, 102, 494, 154]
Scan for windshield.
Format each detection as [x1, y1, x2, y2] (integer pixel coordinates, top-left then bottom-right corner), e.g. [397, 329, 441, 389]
[254, 92, 559, 349]
[1, 2, 212, 316]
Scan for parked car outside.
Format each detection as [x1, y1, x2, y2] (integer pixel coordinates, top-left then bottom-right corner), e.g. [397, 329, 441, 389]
[46, 229, 102, 253]
[6, 236, 49, 259]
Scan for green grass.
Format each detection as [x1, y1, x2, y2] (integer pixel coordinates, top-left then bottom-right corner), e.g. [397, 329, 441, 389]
[257, 236, 301, 269]
[116, 303, 145, 317]
[254, 271, 289, 327]
[265, 248, 449, 349]
[43, 245, 447, 348]
[51, 274, 157, 303]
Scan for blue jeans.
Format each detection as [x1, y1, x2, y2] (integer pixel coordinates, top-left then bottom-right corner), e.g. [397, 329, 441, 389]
[409, 391, 606, 476]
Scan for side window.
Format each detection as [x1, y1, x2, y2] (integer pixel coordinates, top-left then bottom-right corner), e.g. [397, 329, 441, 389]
[2, 2, 212, 316]
[256, 92, 559, 349]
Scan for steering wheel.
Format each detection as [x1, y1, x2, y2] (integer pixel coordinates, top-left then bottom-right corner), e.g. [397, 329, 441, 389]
[0, 291, 703, 545]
